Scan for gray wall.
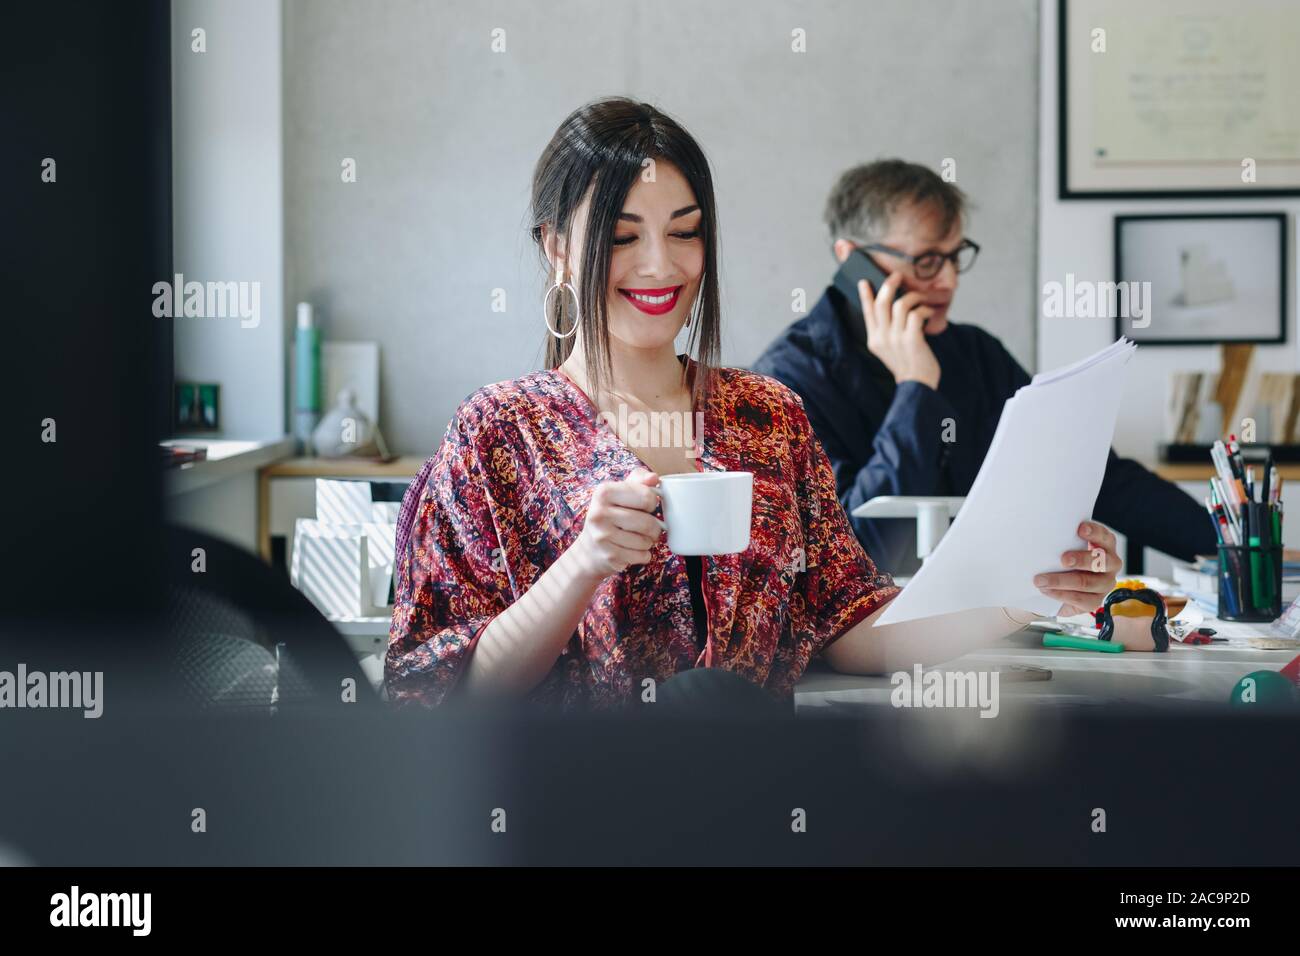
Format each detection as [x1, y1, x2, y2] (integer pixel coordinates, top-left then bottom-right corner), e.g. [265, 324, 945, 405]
[174, 0, 284, 440]
[284, 0, 1039, 456]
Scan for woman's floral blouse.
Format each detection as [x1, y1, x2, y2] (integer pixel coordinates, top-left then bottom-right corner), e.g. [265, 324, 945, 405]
[386, 365, 900, 709]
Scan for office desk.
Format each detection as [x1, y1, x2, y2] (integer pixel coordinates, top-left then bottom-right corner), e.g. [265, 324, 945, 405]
[328, 577, 1298, 708]
[795, 624, 1295, 713]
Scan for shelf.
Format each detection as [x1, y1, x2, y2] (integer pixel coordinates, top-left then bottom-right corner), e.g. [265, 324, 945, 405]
[163, 437, 297, 497]
[261, 455, 427, 479]
[1157, 463, 1300, 482]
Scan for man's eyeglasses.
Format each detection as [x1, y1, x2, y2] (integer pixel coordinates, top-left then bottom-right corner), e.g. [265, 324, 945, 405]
[859, 238, 980, 281]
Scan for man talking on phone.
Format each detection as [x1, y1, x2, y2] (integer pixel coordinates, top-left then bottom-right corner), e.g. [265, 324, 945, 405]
[753, 159, 1215, 577]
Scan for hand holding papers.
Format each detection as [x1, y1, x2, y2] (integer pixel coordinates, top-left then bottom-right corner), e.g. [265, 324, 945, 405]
[874, 338, 1136, 626]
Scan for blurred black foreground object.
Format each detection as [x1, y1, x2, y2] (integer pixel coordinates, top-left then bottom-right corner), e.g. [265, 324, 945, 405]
[164, 525, 377, 712]
[0, 697, 1297, 867]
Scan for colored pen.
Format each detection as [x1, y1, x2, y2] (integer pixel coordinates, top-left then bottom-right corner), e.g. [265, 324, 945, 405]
[1211, 443, 1238, 507]
[1227, 436, 1243, 479]
[1215, 440, 1249, 506]
[1210, 472, 1232, 526]
[1246, 503, 1263, 611]
[1255, 501, 1267, 606]
[1213, 498, 1237, 545]
[1212, 484, 1240, 545]
[1043, 633, 1125, 654]
[1205, 496, 1222, 543]
[1206, 497, 1241, 616]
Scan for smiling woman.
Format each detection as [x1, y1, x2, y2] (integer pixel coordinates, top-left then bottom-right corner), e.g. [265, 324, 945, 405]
[384, 97, 1122, 712]
[529, 98, 721, 410]
[386, 98, 892, 709]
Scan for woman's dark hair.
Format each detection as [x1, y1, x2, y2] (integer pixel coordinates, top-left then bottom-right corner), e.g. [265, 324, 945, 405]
[530, 97, 721, 406]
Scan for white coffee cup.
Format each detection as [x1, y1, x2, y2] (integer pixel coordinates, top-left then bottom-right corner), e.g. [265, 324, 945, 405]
[656, 471, 753, 555]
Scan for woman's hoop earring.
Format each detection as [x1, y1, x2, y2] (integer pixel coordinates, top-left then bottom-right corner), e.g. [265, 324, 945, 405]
[543, 262, 580, 339]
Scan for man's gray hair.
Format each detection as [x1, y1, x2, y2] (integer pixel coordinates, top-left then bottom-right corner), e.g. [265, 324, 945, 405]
[824, 159, 967, 245]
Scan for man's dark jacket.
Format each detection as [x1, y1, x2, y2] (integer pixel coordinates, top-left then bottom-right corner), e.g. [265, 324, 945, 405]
[752, 286, 1216, 577]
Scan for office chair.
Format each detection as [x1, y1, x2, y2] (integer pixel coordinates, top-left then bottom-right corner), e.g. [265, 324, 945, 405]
[166, 525, 378, 712]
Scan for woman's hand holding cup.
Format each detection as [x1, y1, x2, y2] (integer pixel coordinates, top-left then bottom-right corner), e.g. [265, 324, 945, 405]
[571, 468, 666, 580]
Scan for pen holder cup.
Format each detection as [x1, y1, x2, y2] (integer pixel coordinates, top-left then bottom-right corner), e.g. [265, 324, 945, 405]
[1216, 543, 1283, 622]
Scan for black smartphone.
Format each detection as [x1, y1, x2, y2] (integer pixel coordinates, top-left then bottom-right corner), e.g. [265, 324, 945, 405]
[831, 248, 913, 347]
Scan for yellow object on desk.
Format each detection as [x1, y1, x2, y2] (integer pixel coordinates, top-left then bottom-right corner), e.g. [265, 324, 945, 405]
[1098, 579, 1171, 652]
[1109, 578, 1157, 617]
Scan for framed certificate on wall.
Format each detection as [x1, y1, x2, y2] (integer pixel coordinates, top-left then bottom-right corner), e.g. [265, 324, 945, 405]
[1060, 0, 1300, 198]
[1114, 213, 1287, 345]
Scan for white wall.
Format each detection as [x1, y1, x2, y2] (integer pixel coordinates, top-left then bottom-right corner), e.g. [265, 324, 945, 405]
[1037, 0, 1300, 464]
[283, 0, 1041, 456]
[1037, 0, 1300, 576]
[171, 0, 286, 441]
[167, 473, 259, 553]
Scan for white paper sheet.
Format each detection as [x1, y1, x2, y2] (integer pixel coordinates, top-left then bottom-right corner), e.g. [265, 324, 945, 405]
[315, 477, 373, 523]
[874, 338, 1136, 626]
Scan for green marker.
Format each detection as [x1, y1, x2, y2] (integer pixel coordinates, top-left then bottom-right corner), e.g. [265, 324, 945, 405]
[1042, 633, 1125, 653]
[1249, 526, 1263, 612]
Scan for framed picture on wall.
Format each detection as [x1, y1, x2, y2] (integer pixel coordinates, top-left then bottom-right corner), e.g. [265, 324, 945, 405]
[1059, 0, 1300, 198]
[1113, 213, 1287, 345]
[174, 382, 221, 432]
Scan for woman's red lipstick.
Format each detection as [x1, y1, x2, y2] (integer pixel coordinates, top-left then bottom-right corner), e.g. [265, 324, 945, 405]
[618, 285, 682, 316]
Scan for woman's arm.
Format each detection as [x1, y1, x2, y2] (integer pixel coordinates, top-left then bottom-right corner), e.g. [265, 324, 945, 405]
[458, 545, 607, 696]
[823, 520, 1122, 676]
[459, 469, 664, 697]
[822, 602, 1036, 675]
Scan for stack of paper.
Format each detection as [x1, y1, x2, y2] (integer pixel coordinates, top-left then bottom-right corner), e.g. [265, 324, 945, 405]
[290, 479, 398, 618]
[875, 338, 1136, 626]
[1175, 556, 1300, 602]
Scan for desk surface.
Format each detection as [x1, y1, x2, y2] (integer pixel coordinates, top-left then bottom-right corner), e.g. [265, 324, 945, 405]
[165, 436, 297, 496]
[326, 583, 1299, 708]
[335, 612, 1297, 706]
[796, 626, 1295, 712]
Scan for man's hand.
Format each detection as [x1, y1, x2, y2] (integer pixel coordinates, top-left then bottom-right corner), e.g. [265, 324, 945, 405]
[857, 273, 941, 390]
[1032, 521, 1122, 617]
